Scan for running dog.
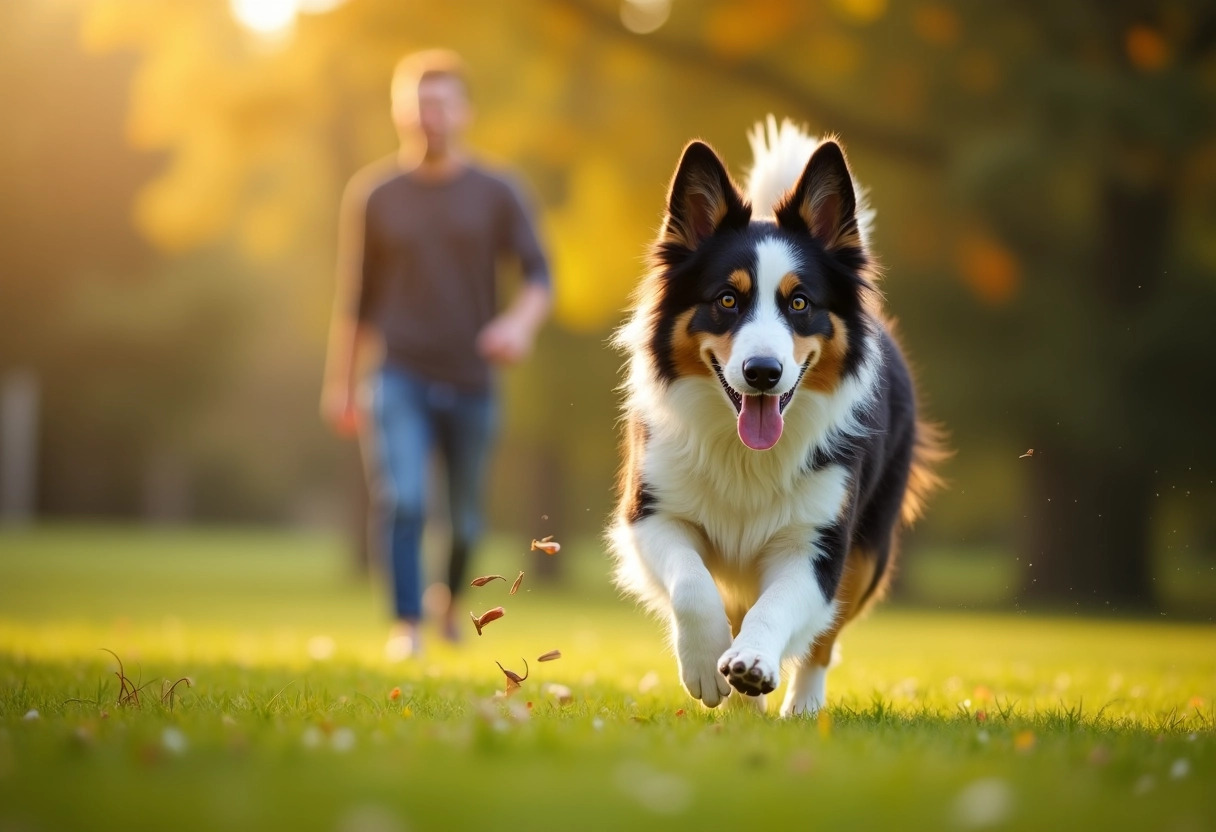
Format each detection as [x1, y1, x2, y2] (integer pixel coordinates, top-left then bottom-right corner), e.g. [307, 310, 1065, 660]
[608, 118, 944, 716]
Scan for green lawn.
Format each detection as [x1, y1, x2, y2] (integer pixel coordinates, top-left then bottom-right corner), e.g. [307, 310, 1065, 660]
[0, 526, 1212, 831]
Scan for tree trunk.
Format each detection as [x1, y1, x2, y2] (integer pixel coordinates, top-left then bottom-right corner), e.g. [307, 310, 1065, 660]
[1019, 172, 1171, 610]
[1020, 445, 1154, 610]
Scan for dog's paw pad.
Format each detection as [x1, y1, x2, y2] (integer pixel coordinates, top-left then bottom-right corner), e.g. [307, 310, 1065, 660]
[718, 650, 777, 696]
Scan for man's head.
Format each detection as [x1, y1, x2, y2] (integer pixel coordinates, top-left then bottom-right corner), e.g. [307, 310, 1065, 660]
[391, 49, 471, 155]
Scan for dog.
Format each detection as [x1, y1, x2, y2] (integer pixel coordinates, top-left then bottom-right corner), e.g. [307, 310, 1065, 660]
[608, 118, 944, 717]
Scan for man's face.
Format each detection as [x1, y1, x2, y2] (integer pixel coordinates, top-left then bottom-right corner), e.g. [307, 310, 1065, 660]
[403, 75, 470, 152]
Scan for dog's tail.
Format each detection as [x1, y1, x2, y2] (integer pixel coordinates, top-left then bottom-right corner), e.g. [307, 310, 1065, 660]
[901, 418, 950, 526]
[744, 115, 875, 248]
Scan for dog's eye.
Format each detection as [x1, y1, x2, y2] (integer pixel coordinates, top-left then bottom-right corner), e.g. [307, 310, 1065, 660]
[717, 292, 738, 310]
[790, 295, 809, 312]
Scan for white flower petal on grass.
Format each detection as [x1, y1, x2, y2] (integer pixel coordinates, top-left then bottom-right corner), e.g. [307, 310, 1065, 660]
[22, 709, 39, 721]
[890, 677, 919, 700]
[545, 683, 573, 705]
[161, 727, 188, 755]
[331, 727, 356, 753]
[335, 803, 407, 832]
[1170, 759, 1190, 779]
[638, 671, 661, 694]
[1132, 774, 1155, 796]
[307, 635, 336, 661]
[952, 778, 1013, 829]
[614, 762, 692, 815]
[301, 725, 324, 749]
[592, 717, 604, 731]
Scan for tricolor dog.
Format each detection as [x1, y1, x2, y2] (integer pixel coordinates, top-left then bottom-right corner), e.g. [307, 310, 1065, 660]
[609, 119, 944, 716]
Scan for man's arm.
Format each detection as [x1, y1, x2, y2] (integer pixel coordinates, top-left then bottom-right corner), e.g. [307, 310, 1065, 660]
[477, 178, 553, 366]
[477, 281, 551, 366]
[321, 179, 379, 436]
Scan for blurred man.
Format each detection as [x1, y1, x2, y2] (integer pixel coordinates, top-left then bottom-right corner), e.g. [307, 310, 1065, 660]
[322, 50, 551, 659]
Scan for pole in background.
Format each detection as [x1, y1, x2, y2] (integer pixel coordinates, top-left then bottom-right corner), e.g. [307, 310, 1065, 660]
[0, 369, 39, 525]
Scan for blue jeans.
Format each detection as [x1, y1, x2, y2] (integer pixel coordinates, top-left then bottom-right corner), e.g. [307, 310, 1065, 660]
[365, 365, 497, 620]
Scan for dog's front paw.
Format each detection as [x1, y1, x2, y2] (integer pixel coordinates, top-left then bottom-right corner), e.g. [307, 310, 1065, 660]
[673, 615, 733, 708]
[718, 647, 779, 696]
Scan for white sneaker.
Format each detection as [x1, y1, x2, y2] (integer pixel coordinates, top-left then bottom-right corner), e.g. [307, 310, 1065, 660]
[384, 633, 418, 662]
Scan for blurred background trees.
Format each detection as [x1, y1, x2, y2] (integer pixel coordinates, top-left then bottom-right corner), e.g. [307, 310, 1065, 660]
[2, 0, 1213, 612]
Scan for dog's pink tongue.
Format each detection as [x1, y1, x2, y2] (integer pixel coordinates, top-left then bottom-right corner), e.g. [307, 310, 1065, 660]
[737, 395, 783, 451]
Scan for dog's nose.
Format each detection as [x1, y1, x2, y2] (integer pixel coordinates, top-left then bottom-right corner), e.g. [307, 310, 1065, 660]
[742, 357, 782, 391]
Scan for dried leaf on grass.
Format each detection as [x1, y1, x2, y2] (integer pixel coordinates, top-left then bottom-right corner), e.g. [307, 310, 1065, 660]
[496, 659, 530, 694]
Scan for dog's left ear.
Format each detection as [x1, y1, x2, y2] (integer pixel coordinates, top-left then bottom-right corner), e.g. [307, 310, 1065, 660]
[661, 141, 750, 251]
[776, 140, 861, 256]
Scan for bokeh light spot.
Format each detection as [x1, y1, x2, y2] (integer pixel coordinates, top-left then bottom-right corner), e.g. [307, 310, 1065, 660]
[620, 0, 671, 35]
[913, 4, 961, 46]
[1125, 25, 1171, 72]
[957, 232, 1019, 306]
[832, 0, 887, 25]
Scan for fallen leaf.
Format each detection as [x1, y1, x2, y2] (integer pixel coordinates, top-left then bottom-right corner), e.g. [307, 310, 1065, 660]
[531, 535, 561, 555]
[470, 607, 505, 636]
[496, 659, 530, 694]
[1019, 449, 1035, 459]
[470, 575, 506, 587]
[817, 710, 832, 739]
[537, 649, 562, 662]
[510, 571, 525, 595]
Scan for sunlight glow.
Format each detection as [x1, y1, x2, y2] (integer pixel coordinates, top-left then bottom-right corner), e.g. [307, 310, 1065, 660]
[297, 0, 349, 12]
[230, 0, 298, 36]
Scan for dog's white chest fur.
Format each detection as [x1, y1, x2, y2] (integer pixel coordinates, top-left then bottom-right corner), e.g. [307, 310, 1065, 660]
[641, 375, 856, 565]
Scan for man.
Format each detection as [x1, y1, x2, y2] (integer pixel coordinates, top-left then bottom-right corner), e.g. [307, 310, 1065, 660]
[321, 50, 551, 659]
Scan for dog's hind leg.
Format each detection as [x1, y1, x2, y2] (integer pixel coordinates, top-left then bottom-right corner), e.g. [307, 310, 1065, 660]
[780, 548, 877, 717]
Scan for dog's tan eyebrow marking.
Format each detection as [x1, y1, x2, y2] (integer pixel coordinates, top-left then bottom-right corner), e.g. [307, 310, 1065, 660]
[778, 272, 802, 297]
[727, 269, 752, 294]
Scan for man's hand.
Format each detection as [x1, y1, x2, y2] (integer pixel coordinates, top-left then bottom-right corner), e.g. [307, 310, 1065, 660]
[320, 380, 360, 438]
[476, 314, 537, 367]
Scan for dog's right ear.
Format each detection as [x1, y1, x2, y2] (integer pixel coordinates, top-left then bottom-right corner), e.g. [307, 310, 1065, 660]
[660, 141, 750, 252]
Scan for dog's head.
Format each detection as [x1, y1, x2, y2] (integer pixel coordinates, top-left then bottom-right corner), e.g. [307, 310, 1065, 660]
[638, 139, 872, 451]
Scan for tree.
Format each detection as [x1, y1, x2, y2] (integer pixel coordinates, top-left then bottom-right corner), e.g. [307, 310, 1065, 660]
[38, 0, 1215, 607]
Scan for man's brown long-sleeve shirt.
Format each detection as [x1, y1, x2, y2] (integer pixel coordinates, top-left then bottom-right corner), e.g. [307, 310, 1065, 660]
[352, 162, 550, 391]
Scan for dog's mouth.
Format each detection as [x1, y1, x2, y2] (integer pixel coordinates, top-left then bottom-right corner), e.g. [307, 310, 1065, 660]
[710, 357, 810, 451]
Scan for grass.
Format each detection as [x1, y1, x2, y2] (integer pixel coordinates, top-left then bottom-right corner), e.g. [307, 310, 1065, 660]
[0, 525, 1212, 831]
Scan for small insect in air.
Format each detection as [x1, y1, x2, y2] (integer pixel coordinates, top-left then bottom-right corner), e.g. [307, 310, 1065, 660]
[531, 535, 561, 556]
[510, 571, 525, 595]
[496, 659, 529, 694]
[1019, 449, 1035, 459]
[470, 606, 505, 636]
[469, 574, 506, 587]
